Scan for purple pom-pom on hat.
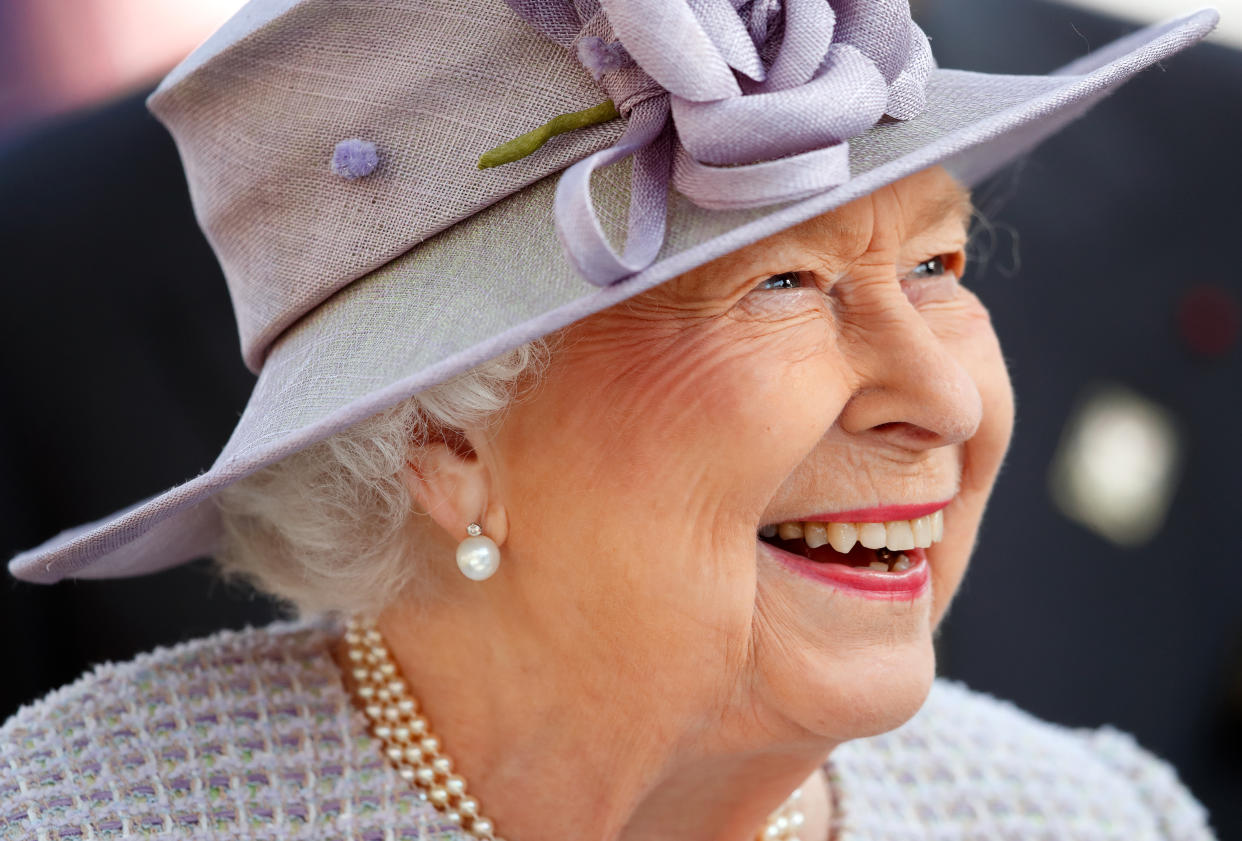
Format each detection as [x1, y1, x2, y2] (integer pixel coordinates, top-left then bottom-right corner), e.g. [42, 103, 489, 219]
[576, 36, 631, 81]
[330, 138, 379, 179]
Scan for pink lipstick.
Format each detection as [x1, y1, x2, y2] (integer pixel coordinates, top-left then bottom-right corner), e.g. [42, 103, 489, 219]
[800, 500, 951, 523]
[758, 541, 930, 600]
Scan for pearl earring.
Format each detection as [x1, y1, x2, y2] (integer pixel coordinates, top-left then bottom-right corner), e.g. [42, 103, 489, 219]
[456, 522, 501, 581]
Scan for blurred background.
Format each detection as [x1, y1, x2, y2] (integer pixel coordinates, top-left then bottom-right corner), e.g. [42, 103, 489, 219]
[1, 0, 1239, 835]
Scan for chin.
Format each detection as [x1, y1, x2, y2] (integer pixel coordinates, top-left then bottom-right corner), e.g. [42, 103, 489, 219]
[755, 559, 939, 744]
[810, 621, 937, 742]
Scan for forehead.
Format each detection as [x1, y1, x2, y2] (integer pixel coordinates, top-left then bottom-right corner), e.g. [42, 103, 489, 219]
[788, 166, 972, 254]
[676, 166, 972, 291]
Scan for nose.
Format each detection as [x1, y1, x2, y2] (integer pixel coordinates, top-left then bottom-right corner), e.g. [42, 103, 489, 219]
[835, 303, 983, 451]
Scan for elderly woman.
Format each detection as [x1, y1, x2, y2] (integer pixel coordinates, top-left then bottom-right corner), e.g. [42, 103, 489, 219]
[1, 1, 1221, 839]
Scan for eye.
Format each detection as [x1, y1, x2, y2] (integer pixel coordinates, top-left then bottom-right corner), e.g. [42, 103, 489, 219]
[755, 272, 804, 291]
[907, 255, 952, 280]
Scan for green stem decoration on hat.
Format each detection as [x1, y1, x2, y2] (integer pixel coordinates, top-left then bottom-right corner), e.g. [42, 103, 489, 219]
[478, 99, 619, 169]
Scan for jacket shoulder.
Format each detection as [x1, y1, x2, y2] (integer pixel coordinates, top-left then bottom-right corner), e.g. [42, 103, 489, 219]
[0, 620, 364, 840]
[832, 679, 1214, 840]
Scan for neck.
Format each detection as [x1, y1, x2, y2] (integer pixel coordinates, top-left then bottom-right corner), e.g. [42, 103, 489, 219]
[344, 600, 836, 841]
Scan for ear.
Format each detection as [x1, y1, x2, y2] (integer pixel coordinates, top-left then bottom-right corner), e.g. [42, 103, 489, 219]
[401, 433, 509, 545]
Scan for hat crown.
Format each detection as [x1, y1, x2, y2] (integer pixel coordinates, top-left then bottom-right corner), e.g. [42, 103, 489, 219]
[149, 0, 932, 371]
[149, 0, 625, 372]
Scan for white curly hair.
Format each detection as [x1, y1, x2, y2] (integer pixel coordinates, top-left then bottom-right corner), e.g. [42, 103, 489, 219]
[214, 340, 550, 618]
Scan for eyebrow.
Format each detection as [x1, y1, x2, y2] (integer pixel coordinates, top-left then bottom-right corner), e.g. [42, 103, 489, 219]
[911, 184, 975, 234]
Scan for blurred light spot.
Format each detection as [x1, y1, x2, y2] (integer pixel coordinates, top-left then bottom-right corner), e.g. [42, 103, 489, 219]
[1177, 284, 1240, 359]
[1048, 383, 1182, 547]
[2, 0, 248, 135]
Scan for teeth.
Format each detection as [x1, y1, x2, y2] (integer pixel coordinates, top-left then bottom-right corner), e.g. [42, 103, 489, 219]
[826, 522, 857, 553]
[884, 520, 915, 552]
[761, 509, 947, 554]
[778, 522, 804, 541]
[910, 515, 932, 548]
[857, 522, 887, 550]
[892, 554, 912, 572]
[803, 522, 829, 549]
[867, 561, 890, 571]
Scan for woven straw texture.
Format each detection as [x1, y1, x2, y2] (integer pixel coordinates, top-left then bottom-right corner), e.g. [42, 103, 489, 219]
[0, 621, 1214, 839]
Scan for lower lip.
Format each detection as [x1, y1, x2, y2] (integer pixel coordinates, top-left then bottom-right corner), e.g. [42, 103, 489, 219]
[759, 541, 930, 600]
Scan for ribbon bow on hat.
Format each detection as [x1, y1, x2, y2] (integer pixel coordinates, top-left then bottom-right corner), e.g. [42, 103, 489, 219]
[500, 0, 935, 286]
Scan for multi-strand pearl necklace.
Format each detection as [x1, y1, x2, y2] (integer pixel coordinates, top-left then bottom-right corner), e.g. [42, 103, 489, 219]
[343, 616, 805, 840]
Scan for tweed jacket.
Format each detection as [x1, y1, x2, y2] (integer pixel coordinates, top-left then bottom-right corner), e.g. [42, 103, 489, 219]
[0, 620, 1214, 840]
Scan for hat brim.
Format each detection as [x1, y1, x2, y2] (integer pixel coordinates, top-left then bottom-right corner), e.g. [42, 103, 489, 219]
[9, 9, 1218, 584]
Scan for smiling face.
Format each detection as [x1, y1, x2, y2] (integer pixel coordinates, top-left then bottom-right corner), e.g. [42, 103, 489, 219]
[417, 165, 1014, 751]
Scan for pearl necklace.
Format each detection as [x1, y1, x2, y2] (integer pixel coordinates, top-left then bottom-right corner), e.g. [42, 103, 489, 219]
[343, 616, 806, 840]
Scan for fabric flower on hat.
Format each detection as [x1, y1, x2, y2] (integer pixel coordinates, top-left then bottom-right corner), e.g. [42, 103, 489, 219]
[500, 0, 935, 285]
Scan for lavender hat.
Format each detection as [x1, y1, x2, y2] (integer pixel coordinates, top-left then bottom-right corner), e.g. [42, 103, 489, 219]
[9, 0, 1218, 583]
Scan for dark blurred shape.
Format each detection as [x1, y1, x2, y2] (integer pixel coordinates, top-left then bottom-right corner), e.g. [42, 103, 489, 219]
[0, 88, 281, 718]
[1177, 285, 1240, 358]
[918, 0, 1242, 837]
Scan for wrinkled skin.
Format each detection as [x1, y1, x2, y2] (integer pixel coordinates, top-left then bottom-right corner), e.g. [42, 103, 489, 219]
[372, 165, 1015, 841]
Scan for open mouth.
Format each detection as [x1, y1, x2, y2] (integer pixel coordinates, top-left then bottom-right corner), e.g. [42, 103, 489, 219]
[755, 509, 938, 593]
[757, 511, 943, 573]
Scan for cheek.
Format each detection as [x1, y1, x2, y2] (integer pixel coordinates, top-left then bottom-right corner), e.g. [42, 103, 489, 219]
[592, 313, 849, 521]
[489, 313, 850, 677]
[498, 311, 849, 555]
